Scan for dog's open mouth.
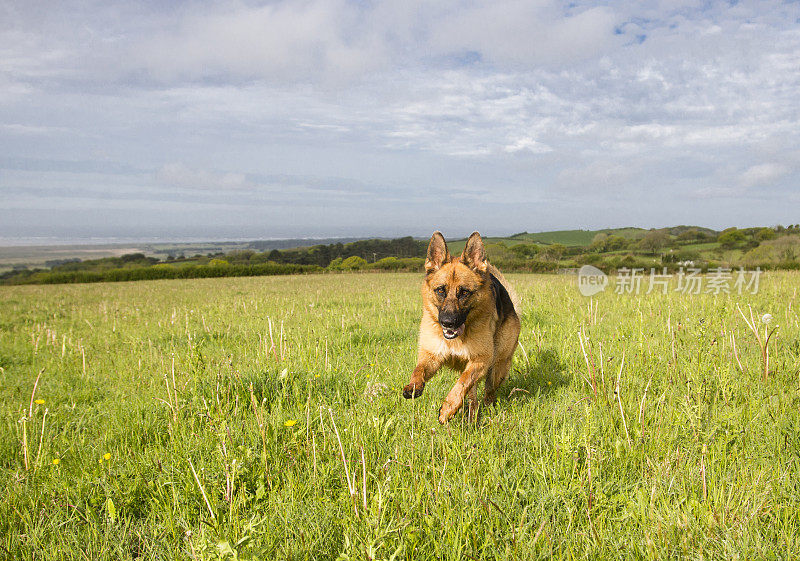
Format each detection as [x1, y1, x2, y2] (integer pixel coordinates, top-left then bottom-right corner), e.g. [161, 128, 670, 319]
[441, 324, 465, 340]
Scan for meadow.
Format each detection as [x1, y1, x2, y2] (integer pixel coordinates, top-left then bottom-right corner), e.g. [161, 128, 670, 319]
[1, 272, 799, 559]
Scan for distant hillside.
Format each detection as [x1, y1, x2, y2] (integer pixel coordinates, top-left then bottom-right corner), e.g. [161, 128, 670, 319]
[661, 225, 718, 237]
[506, 226, 717, 247]
[422, 226, 715, 255]
[506, 228, 645, 247]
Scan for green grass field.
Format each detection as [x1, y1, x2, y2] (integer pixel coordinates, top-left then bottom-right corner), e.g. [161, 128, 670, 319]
[2, 272, 799, 559]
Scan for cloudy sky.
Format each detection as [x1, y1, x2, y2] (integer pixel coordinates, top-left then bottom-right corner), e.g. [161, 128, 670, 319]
[2, 1, 799, 242]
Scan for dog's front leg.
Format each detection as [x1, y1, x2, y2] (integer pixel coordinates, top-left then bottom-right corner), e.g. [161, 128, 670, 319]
[403, 352, 441, 399]
[438, 360, 489, 424]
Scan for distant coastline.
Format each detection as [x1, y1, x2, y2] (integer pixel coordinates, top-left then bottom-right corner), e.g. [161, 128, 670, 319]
[0, 236, 363, 247]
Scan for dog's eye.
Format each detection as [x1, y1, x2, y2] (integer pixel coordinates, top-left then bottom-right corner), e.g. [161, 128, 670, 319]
[457, 288, 472, 299]
[434, 286, 446, 298]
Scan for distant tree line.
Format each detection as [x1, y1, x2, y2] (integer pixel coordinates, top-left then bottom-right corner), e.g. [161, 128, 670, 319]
[4, 261, 320, 285]
[264, 236, 427, 266]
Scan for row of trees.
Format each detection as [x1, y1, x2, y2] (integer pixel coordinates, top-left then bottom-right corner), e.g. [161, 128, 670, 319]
[3, 261, 321, 285]
[264, 236, 427, 266]
[587, 225, 800, 255]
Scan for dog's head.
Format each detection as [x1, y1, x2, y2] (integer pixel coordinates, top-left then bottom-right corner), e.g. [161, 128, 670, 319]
[423, 231, 493, 340]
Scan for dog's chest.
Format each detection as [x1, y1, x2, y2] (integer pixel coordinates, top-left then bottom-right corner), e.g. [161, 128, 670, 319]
[432, 337, 471, 360]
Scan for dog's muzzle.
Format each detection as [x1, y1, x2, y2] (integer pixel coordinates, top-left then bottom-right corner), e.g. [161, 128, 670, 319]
[439, 310, 466, 340]
[441, 324, 465, 339]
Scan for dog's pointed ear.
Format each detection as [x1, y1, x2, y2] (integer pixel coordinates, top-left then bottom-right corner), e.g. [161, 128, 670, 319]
[461, 231, 487, 272]
[425, 231, 450, 274]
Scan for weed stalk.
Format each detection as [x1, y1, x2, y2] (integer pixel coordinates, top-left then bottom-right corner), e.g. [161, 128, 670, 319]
[737, 304, 778, 381]
[188, 456, 216, 521]
[615, 352, 631, 446]
[328, 408, 358, 518]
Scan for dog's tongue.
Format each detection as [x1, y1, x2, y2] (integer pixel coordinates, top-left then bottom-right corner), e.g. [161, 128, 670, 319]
[442, 324, 465, 339]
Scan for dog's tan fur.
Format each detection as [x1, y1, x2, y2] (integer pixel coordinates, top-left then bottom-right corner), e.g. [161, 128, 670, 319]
[403, 231, 521, 423]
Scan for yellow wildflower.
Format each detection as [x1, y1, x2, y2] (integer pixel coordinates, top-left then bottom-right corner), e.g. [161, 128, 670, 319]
[103, 453, 111, 461]
[284, 419, 297, 427]
[34, 399, 45, 405]
[52, 458, 60, 465]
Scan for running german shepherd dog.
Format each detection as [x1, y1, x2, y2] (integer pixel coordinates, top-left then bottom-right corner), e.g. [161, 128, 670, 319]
[403, 231, 521, 424]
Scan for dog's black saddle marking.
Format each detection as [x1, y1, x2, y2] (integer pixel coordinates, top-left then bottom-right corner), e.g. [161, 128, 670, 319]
[490, 273, 516, 322]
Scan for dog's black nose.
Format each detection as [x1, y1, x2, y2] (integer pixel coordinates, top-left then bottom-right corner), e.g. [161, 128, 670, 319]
[439, 310, 463, 328]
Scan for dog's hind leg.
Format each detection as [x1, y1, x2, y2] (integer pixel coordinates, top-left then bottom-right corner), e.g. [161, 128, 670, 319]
[467, 384, 479, 422]
[483, 365, 497, 405]
[484, 357, 512, 405]
[485, 316, 521, 405]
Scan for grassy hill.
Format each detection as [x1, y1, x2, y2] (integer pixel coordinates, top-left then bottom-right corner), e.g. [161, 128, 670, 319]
[447, 228, 649, 253]
[512, 229, 604, 246]
[502, 228, 637, 247]
[506, 226, 719, 248]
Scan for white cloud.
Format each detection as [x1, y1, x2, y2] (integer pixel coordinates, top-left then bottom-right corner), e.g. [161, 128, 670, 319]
[431, 3, 620, 66]
[132, 1, 387, 84]
[503, 137, 553, 154]
[739, 163, 791, 188]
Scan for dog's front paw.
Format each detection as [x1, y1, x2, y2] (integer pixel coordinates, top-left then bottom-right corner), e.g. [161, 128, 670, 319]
[402, 381, 425, 399]
[438, 400, 459, 424]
